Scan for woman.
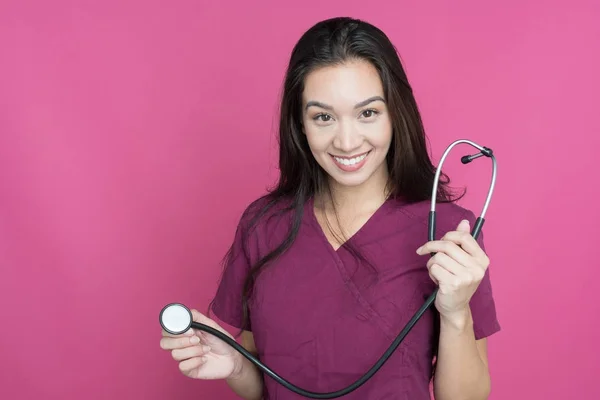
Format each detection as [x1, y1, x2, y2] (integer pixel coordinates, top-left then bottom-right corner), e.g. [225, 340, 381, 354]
[160, 16, 500, 400]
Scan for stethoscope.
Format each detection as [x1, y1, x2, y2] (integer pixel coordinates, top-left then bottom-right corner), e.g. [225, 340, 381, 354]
[159, 139, 497, 399]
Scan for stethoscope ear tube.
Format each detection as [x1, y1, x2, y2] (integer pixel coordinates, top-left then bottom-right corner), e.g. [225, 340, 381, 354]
[160, 139, 497, 399]
[428, 211, 436, 242]
[472, 217, 485, 240]
[429, 213, 484, 242]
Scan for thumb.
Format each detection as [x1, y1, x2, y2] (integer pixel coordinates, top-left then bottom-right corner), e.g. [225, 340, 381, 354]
[191, 309, 218, 327]
[457, 219, 470, 233]
[190, 309, 232, 338]
[178, 309, 215, 336]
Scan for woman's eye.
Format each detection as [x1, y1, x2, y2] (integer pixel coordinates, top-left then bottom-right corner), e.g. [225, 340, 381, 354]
[361, 109, 378, 118]
[314, 114, 332, 122]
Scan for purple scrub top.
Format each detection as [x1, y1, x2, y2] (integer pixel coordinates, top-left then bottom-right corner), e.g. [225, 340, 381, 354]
[211, 196, 501, 399]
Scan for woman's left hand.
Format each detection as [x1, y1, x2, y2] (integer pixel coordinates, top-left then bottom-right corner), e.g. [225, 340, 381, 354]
[416, 219, 490, 324]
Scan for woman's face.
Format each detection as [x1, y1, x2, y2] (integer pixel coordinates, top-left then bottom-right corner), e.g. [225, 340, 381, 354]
[301, 59, 393, 190]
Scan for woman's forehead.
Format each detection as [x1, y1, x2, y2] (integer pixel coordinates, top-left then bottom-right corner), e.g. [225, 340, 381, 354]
[302, 61, 384, 109]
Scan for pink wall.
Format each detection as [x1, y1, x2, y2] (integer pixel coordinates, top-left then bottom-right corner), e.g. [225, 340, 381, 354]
[1, 1, 599, 399]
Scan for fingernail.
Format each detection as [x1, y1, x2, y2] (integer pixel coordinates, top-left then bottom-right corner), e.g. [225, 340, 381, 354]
[202, 345, 211, 353]
[190, 336, 200, 345]
[416, 246, 423, 254]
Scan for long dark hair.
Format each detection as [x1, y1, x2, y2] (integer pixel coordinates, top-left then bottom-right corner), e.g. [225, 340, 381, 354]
[210, 16, 462, 365]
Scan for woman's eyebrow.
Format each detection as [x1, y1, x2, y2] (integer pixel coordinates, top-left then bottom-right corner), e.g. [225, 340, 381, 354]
[305, 95, 386, 111]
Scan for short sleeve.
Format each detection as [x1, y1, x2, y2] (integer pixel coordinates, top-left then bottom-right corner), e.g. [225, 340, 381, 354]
[210, 213, 253, 331]
[460, 209, 501, 340]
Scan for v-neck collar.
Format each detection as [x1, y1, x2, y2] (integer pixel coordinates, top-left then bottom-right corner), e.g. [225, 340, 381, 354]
[305, 196, 392, 254]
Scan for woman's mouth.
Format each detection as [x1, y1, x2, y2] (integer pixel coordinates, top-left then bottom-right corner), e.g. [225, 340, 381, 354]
[330, 151, 371, 172]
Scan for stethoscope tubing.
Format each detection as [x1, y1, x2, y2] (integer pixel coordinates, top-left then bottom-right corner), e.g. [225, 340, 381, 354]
[163, 139, 497, 399]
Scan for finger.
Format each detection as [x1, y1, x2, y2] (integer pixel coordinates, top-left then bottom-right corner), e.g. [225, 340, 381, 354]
[191, 309, 223, 330]
[428, 270, 439, 285]
[171, 344, 212, 362]
[191, 309, 212, 324]
[427, 251, 466, 276]
[429, 255, 485, 290]
[160, 334, 201, 350]
[162, 328, 194, 338]
[418, 240, 476, 269]
[456, 219, 470, 233]
[441, 230, 487, 261]
[179, 356, 207, 373]
[430, 263, 464, 295]
[190, 309, 234, 341]
[190, 310, 216, 339]
[429, 263, 455, 285]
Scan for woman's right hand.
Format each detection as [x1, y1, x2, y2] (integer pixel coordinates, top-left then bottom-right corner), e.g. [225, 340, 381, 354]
[160, 309, 243, 380]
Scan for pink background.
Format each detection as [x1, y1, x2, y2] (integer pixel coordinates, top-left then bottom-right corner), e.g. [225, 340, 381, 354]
[1, 1, 598, 399]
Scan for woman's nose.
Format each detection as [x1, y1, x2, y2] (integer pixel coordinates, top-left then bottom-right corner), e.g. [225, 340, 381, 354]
[333, 121, 362, 152]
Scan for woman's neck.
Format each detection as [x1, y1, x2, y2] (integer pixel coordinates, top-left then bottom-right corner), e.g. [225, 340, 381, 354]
[318, 167, 390, 215]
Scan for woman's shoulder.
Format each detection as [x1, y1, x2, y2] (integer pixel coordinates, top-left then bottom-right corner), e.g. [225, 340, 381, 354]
[236, 193, 296, 236]
[389, 197, 479, 230]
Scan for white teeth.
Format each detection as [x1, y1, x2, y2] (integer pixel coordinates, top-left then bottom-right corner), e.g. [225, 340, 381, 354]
[334, 153, 368, 166]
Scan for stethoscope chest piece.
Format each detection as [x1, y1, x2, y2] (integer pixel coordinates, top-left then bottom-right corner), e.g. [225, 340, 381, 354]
[160, 303, 192, 335]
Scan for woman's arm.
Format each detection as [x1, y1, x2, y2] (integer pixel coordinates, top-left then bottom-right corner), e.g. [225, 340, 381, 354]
[226, 331, 264, 400]
[416, 218, 498, 400]
[433, 307, 491, 400]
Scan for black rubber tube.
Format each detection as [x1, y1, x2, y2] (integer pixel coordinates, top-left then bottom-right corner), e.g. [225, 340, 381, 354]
[176, 218, 486, 398]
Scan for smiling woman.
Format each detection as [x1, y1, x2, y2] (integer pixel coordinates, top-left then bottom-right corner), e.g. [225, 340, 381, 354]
[302, 61, 392, 191]
[160, 16, 500, 400]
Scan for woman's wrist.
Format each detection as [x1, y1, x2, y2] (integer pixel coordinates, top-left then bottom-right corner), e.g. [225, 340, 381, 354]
[227, 352, 247, 381]
[439, 306, 473, 333]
